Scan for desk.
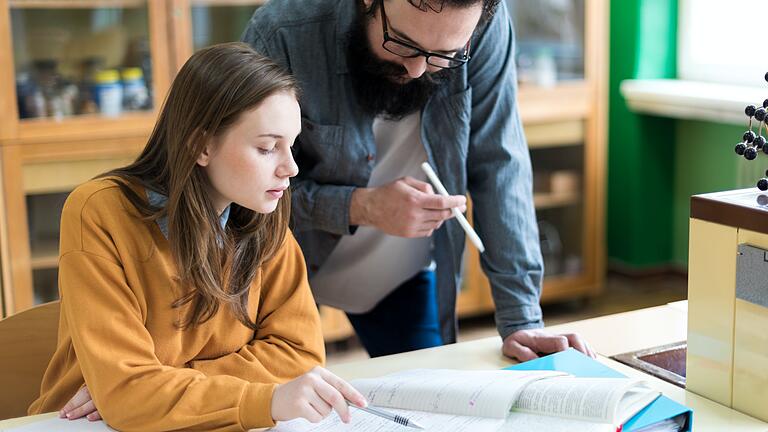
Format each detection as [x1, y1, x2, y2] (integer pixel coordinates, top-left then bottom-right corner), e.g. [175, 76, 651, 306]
[1, 302, 766, 431]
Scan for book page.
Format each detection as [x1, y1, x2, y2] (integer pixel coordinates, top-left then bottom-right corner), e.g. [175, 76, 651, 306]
[512, 377, 640, 424]
[267, 408, 505, 432]
[351, 369, 566, 419]
[500, 412, 612, 432]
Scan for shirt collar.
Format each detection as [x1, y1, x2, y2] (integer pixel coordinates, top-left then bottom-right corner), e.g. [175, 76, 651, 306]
[146, 189, 230, 239]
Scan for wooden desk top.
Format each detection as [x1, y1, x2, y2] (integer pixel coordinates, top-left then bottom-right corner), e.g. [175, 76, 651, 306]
[2, 301, 766, 431]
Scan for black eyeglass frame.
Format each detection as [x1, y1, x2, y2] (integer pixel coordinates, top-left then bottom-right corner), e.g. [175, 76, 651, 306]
[407, 0, 444, 13]
[379, 0, 471, 69]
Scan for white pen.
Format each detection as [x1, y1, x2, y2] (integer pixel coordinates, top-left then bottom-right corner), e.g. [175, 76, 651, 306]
[420, 162, 486, 253]
[348, 401, 425, 430]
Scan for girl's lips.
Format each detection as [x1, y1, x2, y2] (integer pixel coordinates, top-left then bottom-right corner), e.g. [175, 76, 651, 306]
[267, 190, 284, 199]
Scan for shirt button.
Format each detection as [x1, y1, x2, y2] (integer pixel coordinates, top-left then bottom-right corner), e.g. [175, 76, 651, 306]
[367, 154, 375, 162]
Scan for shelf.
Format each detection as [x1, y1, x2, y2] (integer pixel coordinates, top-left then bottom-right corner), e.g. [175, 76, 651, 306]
[23, 154, 138, 194]
[30, 242, 58, 270]
[518, 81, 591, 124]
[534, 191, 581, 210]
[14, 111, 155, 145]
[9, 0, 146, 8]
[525, 120, 584, 149]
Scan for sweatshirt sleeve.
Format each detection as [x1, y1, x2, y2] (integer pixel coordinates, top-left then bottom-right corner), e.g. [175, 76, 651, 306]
[188, 231, 325, 382]
[58, 205, 278, 431]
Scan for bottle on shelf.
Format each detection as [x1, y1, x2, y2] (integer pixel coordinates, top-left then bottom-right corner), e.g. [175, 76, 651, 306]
[93, 69, 123, 117]
[121, 67, 149, 111]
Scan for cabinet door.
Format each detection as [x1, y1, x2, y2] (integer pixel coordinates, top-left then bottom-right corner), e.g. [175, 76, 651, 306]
[505, 0, 586, 85]
[169, 0, 266, 72]
[459, 0, 604, 315]
[1, 0, 170, 141]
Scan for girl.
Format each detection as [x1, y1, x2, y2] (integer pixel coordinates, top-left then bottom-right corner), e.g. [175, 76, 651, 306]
[29, 42, 366, 431]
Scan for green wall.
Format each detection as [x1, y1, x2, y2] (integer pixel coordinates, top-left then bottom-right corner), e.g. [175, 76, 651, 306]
[607, 0, 677, 269]
[607, 0, 764, 270]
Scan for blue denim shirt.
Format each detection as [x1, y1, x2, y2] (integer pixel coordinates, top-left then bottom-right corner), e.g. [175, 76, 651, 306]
[243, 0, 544, 343]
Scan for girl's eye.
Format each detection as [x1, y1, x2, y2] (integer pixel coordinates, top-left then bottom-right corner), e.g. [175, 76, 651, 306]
[258, 147, 277, 155]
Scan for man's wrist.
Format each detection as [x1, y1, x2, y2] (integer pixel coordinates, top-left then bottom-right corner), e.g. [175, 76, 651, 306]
[349, 188, 371, 226]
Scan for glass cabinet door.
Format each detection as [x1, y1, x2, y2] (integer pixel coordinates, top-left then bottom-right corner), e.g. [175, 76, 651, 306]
[190, 1, 265, 52]
[505, 0, 586, 84]
[10, 0, 154, 120]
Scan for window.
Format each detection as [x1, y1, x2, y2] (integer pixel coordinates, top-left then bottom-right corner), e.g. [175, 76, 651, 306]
[678, 0, 768, 86]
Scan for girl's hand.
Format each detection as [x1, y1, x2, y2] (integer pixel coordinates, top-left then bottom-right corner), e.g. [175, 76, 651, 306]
[59, 385, 101, 421]
[270, 366, 367, 424]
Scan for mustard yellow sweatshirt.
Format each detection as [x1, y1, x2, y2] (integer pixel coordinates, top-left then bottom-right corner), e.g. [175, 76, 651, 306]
[29, 178, 325, 431]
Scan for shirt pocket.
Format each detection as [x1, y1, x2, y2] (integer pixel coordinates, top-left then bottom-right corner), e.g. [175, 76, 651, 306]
[296, 118, 345, 181]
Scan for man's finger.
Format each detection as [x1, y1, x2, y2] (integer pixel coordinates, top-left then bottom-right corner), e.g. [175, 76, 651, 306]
[422, 209, 454, 222]
[86, 411, 102, 422]
[564, 333, 589, 356]
[532, 334, 569, 354]
[421, 194, 466, 210]
[400, 176, 431, 192]
[503, 339, 539, 362]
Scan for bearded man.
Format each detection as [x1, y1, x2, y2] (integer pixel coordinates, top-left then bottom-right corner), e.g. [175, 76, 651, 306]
[242, 0, 594, 360]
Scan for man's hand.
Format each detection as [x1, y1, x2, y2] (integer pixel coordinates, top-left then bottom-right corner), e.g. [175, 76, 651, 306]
[59, 385, 101, 421]
[502, 329, 596, 362]
[350, 176, 467, 238]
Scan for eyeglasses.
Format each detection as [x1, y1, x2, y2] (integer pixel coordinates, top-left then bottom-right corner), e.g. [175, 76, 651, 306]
[407, 0, 444, 13]
[379, 0, 471, 69]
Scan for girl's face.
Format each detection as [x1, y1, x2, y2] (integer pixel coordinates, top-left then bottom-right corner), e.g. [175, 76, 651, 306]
[197, 92, 301, 214]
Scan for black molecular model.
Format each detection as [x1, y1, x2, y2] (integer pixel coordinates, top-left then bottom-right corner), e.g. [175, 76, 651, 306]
[736, 71, 768, 191]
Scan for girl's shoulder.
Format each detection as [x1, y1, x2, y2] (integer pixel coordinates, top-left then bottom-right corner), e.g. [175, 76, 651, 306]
[61, 177, 156, 261]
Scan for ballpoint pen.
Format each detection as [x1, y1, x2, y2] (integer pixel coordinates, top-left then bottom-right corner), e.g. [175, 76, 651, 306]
[420, 162, 486, 253]
[348, 401, 426, 430]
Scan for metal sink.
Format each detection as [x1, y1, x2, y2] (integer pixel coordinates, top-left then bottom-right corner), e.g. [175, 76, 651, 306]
[611, 341, 686, 388]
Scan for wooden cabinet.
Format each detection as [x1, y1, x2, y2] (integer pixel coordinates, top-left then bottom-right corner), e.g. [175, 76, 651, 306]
[0, 0, 605, 343]
[458, 0, 607, 316]
[0, 0, 171, 315]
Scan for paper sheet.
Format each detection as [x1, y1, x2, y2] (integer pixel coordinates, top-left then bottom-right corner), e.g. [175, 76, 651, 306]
[268, 408, 505, 432]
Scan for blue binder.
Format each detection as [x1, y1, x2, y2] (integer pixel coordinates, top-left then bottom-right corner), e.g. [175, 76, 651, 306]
[505, 348, 693, 431]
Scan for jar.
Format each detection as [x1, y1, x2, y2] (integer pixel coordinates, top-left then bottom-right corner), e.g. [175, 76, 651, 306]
[121, 67, 148, 111]
[93, 69, 123, 117]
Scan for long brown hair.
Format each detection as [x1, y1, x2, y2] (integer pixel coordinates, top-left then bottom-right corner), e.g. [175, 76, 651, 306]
[103, 42, 299, 330]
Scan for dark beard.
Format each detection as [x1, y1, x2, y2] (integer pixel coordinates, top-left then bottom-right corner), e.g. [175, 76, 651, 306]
[346, 12, 459, 120]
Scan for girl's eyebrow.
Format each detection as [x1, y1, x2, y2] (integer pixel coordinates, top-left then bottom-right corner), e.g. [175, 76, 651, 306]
[257, 134, 284, 139]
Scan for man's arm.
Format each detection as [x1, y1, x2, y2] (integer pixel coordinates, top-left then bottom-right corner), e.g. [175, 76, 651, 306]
[465, 3, 595, 361]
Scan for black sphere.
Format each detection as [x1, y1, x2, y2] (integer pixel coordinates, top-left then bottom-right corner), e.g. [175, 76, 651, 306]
[744, 130, 756, 143]
[763, 99, 768, 109]
[756, 108, 767, 122]
[765, 71, 768, 82]
[766, 169, 768, 176]
[745, 147, 758, 160]
[736, 142, 747, 155]
[758, 178, 768, 191]
[746, 105, 757, 117]
[755, 136, 767, 149]
[764, 144, 768, 155]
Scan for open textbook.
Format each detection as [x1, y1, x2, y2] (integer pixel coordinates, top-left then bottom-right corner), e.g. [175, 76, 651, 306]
[270, 368, 670, 432]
